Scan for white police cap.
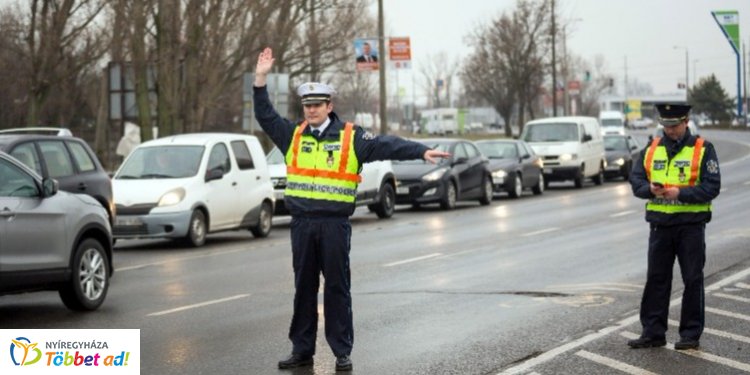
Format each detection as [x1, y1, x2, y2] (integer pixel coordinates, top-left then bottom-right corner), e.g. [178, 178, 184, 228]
[297, 82, 336, 104]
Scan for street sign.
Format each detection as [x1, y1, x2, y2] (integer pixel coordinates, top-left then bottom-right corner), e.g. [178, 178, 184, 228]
[389, 37, 411, 70]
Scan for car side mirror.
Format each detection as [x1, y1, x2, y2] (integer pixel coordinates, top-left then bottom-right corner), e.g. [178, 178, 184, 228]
[42, 178, 58, 198]
[205, 167, 224, 182]
[453, 157, 468, 165]
[582, 134, 592, 142]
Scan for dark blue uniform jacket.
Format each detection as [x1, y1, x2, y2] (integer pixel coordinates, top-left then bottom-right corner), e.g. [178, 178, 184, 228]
[254, 85, 429, 217]
[629, 129, 721, 226]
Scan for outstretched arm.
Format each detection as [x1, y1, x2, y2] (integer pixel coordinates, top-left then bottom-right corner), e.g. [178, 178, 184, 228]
[423, 149, 451, 164]
[254, 47, 274, 87]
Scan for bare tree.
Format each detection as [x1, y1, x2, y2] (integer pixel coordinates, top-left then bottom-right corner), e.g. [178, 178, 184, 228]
[418, 52, 460, 108]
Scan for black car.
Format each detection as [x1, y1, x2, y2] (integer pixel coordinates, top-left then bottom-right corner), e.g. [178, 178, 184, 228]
[0, 131, 115, 225]
[603, 134, 641, 180]
[475, 139, 545, 198]
[393, 138, 493, 210]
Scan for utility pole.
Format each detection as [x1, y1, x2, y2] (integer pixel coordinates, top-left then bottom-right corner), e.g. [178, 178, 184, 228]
[550, 0, 557, 116]
[378, 0, 387, 135]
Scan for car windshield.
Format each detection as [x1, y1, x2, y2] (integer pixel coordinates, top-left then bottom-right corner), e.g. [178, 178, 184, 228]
[476, 142, 517, 159]
[266, 147, 285, 165]
[604, 136, 628, 151]
[393, 141, 451, 164]
[601, 119, 623, 127]
[523, 123, 578, 142]
[115, 146, 204, 179]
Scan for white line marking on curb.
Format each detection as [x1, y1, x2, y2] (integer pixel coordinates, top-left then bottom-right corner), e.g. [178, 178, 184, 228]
[736, 282, 750, 289]
[383, 253, 442, 267]
[610, 210, 636, 218]
[620, 331, 750, 373]
[713, 293, 750, 303]
[497, 265, 750, 374]
[575, 350, 658, 375]
[668, 320, 750, 344]
[521, 228, 560, 237]
[148, 294, 250, 316]
[706, 307, 750, 322]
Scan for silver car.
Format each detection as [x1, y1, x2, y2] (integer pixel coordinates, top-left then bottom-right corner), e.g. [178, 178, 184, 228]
[0, 151, 113, 311]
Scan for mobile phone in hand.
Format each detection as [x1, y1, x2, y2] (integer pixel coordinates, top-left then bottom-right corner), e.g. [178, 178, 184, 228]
[652, 182, 664, 188]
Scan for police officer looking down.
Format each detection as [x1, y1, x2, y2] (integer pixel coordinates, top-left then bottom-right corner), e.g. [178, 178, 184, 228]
[253, 47, 450, 372]
[628, 103, 720, 350]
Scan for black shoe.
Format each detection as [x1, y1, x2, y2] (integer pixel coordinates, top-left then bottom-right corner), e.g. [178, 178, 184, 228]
[278, 353, 313, 369]
[627, 336, 666, 349]
[674, 338, 700, 350]
[335, 355, 353, 371]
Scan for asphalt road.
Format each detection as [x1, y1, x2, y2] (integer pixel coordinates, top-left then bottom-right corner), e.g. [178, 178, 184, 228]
[2, 128, 749, 375]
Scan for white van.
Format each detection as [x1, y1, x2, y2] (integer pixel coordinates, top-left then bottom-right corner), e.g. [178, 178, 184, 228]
[112, 133, 274, 247]
[599, 110, 626, 135]
[521, 116, 606, 188]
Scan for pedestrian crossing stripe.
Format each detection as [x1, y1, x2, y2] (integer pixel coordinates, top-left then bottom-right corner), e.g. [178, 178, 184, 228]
[668, 320, 750, 344]
[713, 292, 750, 303]
[575, 350, 658, 375]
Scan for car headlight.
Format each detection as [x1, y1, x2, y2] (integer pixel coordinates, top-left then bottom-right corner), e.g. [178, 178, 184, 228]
[613, 158, 625, 166]
[492, 170, 507, 178]
[422, 167, 448, 182]
[558, 153, 577, 161]
[158, 188, 186, 207]
[272, 177, 286, 188]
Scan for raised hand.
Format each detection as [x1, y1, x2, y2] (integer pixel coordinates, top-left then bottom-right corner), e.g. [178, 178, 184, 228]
[256, 47, 274, 76]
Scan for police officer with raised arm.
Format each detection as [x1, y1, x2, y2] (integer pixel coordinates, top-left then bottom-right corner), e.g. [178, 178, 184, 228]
[253, 47, 450, 371]
[628, 103, 720, 350]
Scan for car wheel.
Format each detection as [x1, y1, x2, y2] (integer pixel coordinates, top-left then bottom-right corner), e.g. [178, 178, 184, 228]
[371, 182, 395, 218]
[439, 180, 457, 210]
[507, 173, 522, 199]
[250, 201, 273, 237]
[479, 175, 493, 205]
[185, 209, 207, 247]
[532, 171, 544, 195]
[592, 164, 604, 185]
[574, 168, 584, 188]
[622, 161, 631, 180]
[59, 238, 109, 311]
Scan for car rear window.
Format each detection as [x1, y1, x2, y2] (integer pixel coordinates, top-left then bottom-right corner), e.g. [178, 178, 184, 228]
[9, 142, 43, 175]
[67, 141, 96, 172]
[231, 140, 255, 170]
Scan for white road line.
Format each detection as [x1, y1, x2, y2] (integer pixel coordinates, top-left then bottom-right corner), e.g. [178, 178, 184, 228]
[706, 307, 750, 322]
[147, 294, 250, 317]
[668, 320, 750, 344]
[497, 265, 750, 374]
[575, 350, 658, 375]
[620, 331, 750, 373]
[743, 181, 750, 185]
[383, 253, 442, 267]
[706, 266, 750, 291]
[521, 227, 560, 237]
[609, 210, 636, 218]
[736, 282, 750, 289]
[713, 293, 750, 303]
[720, 188, 728, 193]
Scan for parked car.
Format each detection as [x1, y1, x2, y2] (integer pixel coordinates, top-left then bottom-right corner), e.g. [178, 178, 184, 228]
[475, 139, 545, 198]
[521, 116, 606, 188]
[112, 133, 274, 247]
[0, 151, 113, 311]
[267, 146, 397, 218]
[393, 138, 492, 210]
[0, 130, 115, 226]
[603, 134, 641, 180]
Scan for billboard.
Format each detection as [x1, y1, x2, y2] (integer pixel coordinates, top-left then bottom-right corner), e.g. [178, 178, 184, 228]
[354, 38, 379, 71]
[389, 37, 411, 69]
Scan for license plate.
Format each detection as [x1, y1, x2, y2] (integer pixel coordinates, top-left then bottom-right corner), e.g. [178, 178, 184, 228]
[396, 186, 409, 195]
[116, 217, 143, 227]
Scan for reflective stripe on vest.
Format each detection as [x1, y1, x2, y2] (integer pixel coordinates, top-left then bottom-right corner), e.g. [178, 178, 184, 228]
[285, 121, 361, 203]
[644, 137, 710, 214]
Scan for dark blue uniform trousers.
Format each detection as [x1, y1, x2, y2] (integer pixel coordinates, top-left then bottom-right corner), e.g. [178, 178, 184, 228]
[640, 223, 706, 340]
[288, 216, 353, 358]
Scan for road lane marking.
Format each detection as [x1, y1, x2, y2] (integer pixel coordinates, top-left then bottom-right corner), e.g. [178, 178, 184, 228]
[383, 253, 442, 267]
[713, 292, 750, 303]
[147, 294, 250, 317]
[609, 210, 636, 218]
[620, 331, 750, 373]
[521, 227, 560, 237]
[575, 350, 658, 375]
[498, 265, 750, 374]
[706, 307, 750, 322]
[736, 282, 750, 289]
[744, 181, 750, 185]
[668, 320, 750, 344]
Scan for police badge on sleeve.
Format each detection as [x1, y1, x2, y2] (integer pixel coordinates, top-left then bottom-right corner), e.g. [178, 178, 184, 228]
[706, 159, 719, 174]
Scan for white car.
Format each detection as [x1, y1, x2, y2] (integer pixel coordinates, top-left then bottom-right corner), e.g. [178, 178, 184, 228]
[112, 133, 274, 247]
[266, 146, 397, 218]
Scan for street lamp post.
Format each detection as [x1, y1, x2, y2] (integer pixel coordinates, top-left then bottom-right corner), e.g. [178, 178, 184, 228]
[673, 46, 689, 102]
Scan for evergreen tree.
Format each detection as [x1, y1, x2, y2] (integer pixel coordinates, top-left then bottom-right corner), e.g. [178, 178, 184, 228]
[689, 74, 734, 123]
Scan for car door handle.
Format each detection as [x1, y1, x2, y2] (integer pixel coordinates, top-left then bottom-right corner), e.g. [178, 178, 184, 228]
[256, 176, 260, 180]
[77, 182, 87, 191]
[0, 208, 15, 217]
[232, 182, 237, 186]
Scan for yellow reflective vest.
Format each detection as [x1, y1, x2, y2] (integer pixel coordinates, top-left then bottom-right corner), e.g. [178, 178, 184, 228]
[284, 121, 361, 204]
[643, 136, 710, 214]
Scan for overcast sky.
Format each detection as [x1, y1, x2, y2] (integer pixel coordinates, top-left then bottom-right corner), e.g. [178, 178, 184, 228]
[376, 0, 750, 103]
